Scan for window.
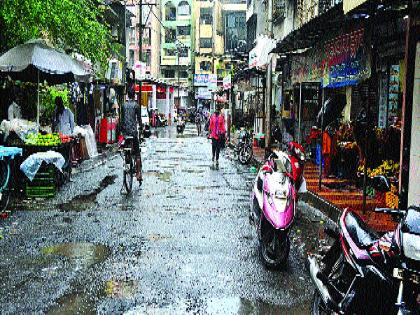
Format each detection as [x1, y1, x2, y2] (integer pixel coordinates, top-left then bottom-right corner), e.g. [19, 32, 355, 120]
[178, 1, 191, 15]
[177, 26, 191, 36]
[129, 27, 136, 44]
[179, 71, 189, 78]
[178, 48, 189, 57]
[129, 50, 135, 68]
[200, 8, 212, 24]
[142, 51, 151, 65]
[200, 38, 212, 48]
[200, 61, 212, 71]
[165, 29, 176, 43]
[165, 49, 177, 56]
[165, 2, 176, 21]
[164, 69, 175, 78]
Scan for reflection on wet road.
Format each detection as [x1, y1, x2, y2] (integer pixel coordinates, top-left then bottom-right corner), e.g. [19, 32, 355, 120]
[0, 124, 323, 314]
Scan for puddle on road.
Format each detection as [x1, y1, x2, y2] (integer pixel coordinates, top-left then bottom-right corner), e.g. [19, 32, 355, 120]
[47, 291, 98, 315]
[59, 175, 117, 211]
[104, 280, 138, 299]
[41, 242, 110, 267]
[144, 171, 172, 182]
[147, 233, 171, 241]
[124, 297, 310, 315]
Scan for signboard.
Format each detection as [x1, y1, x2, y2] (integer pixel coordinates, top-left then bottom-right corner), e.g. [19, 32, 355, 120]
[194, 74, 217, 91]
[223, 75, 232, 90]
[291, 26, 371, 88]
[134, 61, 146, 80]
[343, 0, 368, 14]
[196, 87, 212, 100]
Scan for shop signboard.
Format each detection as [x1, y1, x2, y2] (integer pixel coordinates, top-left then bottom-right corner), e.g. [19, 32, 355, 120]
[196, 87, 212, 100]
[388, 64, 400, 124]
[223, 75, 232, 90]
[194, 74, 217, 91]
[291, 26, 371, 88]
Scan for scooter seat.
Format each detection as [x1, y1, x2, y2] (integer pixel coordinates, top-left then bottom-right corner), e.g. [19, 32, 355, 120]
[344, 211, 379, 249]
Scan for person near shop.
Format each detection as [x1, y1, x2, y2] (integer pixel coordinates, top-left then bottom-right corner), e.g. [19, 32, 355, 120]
[8, 95, 22, 121]
[322, 124, 337, 177]
[52, 96, 75, 135]
[121, 86, 142, 182]
[195, 111, 202, 136]
[208, 104, 226, 167]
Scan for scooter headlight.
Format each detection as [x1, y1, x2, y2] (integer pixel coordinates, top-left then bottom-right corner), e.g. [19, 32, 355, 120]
[403, 233, 420, 261]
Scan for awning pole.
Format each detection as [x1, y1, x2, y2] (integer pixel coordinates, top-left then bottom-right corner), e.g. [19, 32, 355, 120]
[318, 87, 325, 191]
[298, 82, 302, 143]
[37, 70, 40, 129]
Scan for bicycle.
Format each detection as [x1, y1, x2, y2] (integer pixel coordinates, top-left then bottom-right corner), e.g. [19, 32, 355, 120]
[0, 146, 22, 212]
[119, 136, 136, 194]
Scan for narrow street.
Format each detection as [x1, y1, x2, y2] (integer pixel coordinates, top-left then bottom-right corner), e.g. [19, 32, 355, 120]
[0, 125, 324, 314]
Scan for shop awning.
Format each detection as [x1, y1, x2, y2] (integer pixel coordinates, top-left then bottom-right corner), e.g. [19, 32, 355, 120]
[272, 4, 345, 54]
[233, 67, 265, 83]
[344, 0, 408, 14]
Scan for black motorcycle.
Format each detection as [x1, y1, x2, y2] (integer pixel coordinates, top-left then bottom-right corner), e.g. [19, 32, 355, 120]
[177, 120, 185, 134]
[234, 130, 253, 164]
[308, 201, 420, 314]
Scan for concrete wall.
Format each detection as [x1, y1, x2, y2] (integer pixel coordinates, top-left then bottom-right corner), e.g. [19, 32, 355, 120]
[408, 42, 420, 206]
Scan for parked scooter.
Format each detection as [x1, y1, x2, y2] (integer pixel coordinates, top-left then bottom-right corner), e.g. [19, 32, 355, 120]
[250, 148, 306, 269]
[287, 142, 306, 193]
[176, 119, 185, 134]
[307, 178, 420, 314]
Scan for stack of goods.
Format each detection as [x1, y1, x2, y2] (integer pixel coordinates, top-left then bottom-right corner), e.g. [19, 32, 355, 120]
[59, 133, 72, 144]
[359, 160, 400, 178]
[25, 133, 62, 146]
[25, 164, 57, 198]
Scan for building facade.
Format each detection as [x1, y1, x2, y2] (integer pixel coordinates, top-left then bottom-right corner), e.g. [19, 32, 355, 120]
[192, 0, 246, 108]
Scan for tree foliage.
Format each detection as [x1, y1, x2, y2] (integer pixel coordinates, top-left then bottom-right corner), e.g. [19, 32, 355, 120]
[0, 0, 120, 73]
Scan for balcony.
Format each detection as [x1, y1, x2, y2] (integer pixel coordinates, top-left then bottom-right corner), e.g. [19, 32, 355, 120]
[273, 0, 286, 22]
[318, 0, 342, 15]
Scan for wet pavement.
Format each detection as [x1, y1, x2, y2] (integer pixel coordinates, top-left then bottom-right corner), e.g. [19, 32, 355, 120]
[0, 124, 327, 314]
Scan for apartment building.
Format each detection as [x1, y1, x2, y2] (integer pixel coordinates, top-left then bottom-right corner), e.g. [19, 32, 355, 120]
[126, 0, 161, 78]
[193, 0, 246, 104]
[160, 0, 193, 84]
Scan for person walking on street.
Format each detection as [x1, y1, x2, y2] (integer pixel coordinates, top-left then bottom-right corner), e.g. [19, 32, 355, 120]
[208, 105, 226, 167]
[195, 111, 202, 136]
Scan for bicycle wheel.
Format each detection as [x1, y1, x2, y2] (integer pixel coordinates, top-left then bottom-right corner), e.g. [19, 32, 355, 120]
[123, 151, 134, 194]
[0, 160, 11, 212]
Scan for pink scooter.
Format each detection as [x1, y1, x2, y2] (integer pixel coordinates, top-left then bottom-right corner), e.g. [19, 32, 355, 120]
[250, 149, 305, 269]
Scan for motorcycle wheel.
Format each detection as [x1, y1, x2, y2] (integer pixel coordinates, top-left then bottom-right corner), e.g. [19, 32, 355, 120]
[259, 223, 290, 269]
[311, 291, 330, 315]
[239, 145, 253, 164]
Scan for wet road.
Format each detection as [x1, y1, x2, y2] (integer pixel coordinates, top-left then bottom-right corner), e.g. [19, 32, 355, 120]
[0, 124, 325, 314]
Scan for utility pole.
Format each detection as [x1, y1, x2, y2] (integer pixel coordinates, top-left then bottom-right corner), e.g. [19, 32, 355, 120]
[177, 46, 180, 115]
[265, 0, 274, 148]
[138, 0, 143, 131]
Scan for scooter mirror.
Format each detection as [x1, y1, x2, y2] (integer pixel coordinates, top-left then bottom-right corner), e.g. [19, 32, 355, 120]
[371, 175, 391, 192]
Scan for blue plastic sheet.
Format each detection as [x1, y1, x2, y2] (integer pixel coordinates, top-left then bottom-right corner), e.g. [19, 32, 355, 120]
[20, 151, 65, 181]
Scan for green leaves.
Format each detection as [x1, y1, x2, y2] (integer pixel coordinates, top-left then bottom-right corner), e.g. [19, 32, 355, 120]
[0, 0, 117, 75]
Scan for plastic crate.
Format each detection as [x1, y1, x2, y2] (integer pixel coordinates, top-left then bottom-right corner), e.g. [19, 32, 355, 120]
[25, 164, 58, 198]
[25, 185, 56, 198]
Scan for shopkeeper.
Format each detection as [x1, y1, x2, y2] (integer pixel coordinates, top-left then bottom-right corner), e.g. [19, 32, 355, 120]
[8, 95, 22, 120]
[52, 96, 75, 135]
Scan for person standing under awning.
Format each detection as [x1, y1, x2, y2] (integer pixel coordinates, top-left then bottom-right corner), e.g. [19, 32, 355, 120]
[52, 96, 75, 135]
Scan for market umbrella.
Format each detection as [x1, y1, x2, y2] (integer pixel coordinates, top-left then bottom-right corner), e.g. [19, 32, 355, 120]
[0, 39, 90, 126]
